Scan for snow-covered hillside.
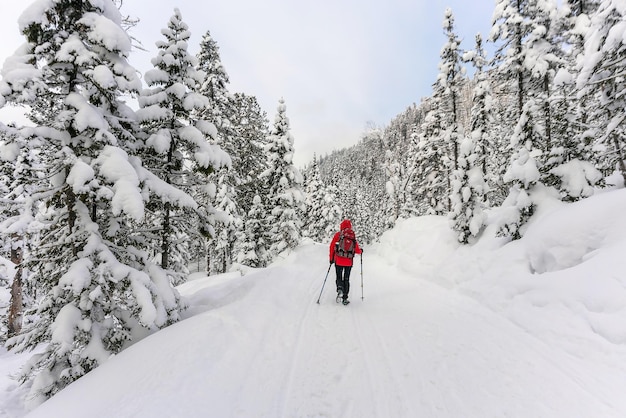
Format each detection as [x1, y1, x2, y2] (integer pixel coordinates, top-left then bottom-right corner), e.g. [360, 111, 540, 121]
[2, 188, 626, 417]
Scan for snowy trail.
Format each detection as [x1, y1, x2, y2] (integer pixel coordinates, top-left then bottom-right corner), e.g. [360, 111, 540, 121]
[24, 242, 625, 418]
[270, 244, 620, 417]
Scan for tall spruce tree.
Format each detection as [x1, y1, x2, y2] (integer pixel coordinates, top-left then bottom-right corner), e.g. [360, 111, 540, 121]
[137, 9, 230, 282]
[303, 155, 326, 241]
[438, 8, 465, 176]
[416, 8, 466, 216]
[236, 194, 270, 268]
[450, 34, 491, 243]
[262, 98, 305, 257]
[0, 125, 42, 338]
[230, 93, 269, 214]
[416, 97, 448, 215]
[0, 1, 188, 404]
[577, 0, 626, 185]
[491, 0, 564, 238]
[195, 30, 246, 274]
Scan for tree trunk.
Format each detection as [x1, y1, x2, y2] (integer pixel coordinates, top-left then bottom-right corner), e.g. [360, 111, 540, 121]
[612, 135, 626, 186]
[162, 202, 171, 269]
[7, 234, 23, 337]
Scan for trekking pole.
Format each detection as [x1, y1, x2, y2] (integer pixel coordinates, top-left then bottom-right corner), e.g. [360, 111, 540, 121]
[360, 253, 364, 300]
[316, 264, 333, 304]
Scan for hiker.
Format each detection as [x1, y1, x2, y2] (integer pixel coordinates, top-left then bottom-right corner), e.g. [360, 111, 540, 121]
[329, 219, 362, 305]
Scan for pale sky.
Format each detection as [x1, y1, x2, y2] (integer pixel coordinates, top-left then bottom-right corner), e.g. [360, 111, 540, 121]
[0, 0, 496, 167]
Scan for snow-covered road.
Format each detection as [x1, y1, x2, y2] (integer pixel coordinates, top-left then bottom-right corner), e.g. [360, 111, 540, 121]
[23, 240, 625, 417]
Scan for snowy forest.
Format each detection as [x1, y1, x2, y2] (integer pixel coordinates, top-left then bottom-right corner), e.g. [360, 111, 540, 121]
[0, 0, 624, 409]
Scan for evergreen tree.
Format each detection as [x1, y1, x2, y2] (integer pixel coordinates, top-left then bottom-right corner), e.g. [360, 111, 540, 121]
[236, 195, 270, 268]
[231, 93, 269, 214]
[465, 34, 495, 197]
[498, 100, 542, 239]
[0, 125, 41, 338]
[414, 9, 466, 217]
[303, 155, 326, 241]
[0, 1, 188, 403]
[491, 0, 565, 237]
[303, 155, 343, 242]
[416, 98, 448, 215]
[489, 0, 536, 191]
[207, 171, 240, 274]
[449, 34, 492, 244]
[576, 0, 626, 185]
[262, 98, 305, 257]
[321, 183, 344, 241]
[438, 8, 465, 176]
[137, 9, 230, 282]
[543, 0, 603, 200]
[195, 30, 247, 274]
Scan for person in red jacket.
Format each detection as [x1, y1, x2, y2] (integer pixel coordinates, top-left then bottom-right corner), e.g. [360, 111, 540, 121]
[329, 219, 362, 305]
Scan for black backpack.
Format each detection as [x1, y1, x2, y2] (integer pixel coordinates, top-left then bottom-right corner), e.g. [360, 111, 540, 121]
[335, 228, 356, 259]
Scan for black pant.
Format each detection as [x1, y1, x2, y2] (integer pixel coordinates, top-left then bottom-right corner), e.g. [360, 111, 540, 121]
[335, 265, 352, 299]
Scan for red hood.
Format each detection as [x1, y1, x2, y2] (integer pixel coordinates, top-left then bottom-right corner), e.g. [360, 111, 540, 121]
[340, 219, 352, 230]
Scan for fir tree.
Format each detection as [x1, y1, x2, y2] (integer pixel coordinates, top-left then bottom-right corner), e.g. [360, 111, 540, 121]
[576, 0, 626, 185]
[303, 155, 325, 241]
[449, 33, 492, 243]
[416, 98, 448, 215]
[543, 0, 603, 200]
[236, 195, 270, 268]
[438, 8, 465, 175]
[498, 100, 542, 239]
[262, 98, 305, 257]
[195, 30, 246, 274]
[137, 9, 230, 282]
[231, 93, 269, 214]
[0, 1, 188, 403]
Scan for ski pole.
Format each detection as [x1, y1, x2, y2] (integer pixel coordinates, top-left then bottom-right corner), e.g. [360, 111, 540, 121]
[360, 253, 364, 300]
[316, 264, 333, 304]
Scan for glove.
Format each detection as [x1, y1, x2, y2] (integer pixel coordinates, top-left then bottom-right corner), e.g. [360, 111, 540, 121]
[329, 260, 333, 265]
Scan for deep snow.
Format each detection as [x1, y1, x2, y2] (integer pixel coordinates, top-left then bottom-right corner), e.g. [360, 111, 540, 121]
[2, 188, 626, 417]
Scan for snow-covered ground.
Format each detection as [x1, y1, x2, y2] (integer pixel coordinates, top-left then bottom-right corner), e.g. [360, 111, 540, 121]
[2, 188, 626, 417]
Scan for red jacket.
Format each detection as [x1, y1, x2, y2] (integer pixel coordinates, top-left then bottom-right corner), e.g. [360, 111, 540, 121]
[329, 219, 362, 267]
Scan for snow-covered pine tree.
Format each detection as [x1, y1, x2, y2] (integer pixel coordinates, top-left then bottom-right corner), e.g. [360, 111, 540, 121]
[236, 194, 270, 268]
[0, 1, 190, 404]
[262, 98, 305, 257]
[321, 183, 343, 242]
[538, 0, 603, 200]
[449, 33, 491, 244]
[555, 0, 599, 164]
[230, 93, 269, 214]
[137, 9, 230, 283]
[498, 100, 542, 239]
[0, 124, 44, 338]
[415, 9, 466, 217]
[416, 97, 449, 215]
[379, 107, 424, 220]
[194, 30, 245, 275]
[303, 155, 343, 242]
[207, 172, 240, 275]
[576, 0, 626, 185]
[489, 0, 535, 183]
[303, 155, 326, 241]
[491, 0, 566, 238]
[438, 8, 465, 177]
[465, 33, 495, 199]
[449, 135, 488, 243]
[374, 106, 415, 225]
